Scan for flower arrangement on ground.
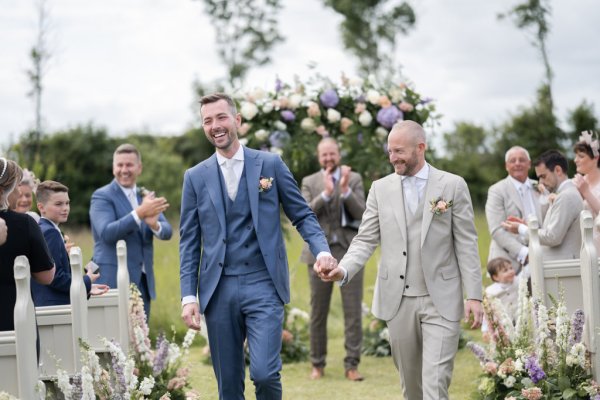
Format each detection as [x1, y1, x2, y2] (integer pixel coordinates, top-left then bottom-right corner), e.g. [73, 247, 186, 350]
[280, 305, 310, 363]
[468, 278, 598, 399]
[361, 313, 391, 357]
[54, 284, 199, 399]
[233, 73, 437, 186]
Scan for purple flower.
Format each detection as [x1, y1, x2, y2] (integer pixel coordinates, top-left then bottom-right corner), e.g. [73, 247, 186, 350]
[153, 334, 169, 376]
[376, 106, 403, 129]
[354, 94, 366, 103]
[525, 355, 546, 383]
[275, 77, 283, 93]
[269, 130, 291, 148]
[419, 97, 433, 105]
[467, 342, 488, 363]
[570, 309, 585, 346]
[280, 110, 295, 123]
[319, 89, 339, 108]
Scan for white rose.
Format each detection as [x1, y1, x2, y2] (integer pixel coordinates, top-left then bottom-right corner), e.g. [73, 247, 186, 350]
[270, 147, 284, 156]
[255, 129, 269, 141]
[503, 376, 516, 388]
[300, 118, 316, 133]
[326, 108, 341, 123]
[274, 121, 287, 131]
[358, 110, 372, 126]
[375, 126, 388, 140]
[239, 138, 249, 146]
[240, 101, 259, 121]
[288, 94, 303, 109]
[348, 77, 363, 88]
[366, 89, 381, 105]
[249, 87, 266, 101]
[514, 359, 523, 372]
[389, 87, 404, 103]
[262, 102, 274, 113]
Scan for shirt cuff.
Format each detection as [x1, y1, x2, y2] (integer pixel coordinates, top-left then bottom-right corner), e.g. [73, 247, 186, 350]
[518, 223, 529, 237]
[151, 222, 162, 236]
[337, 266, 348, 286]
[130, 210, 141, 227]
[182, 295, 198, 307]
[320, 191, 332, 202]
[316, 251, 332, 260]
[517, 246, 529, 265]
[341, 189, 352, 199]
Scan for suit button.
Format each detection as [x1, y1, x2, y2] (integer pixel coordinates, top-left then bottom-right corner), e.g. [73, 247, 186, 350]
[218, 262, 223, 267]
[222, 238, 227, 243]
[244, 244, 249, 248]
[405, 285, 409, 289]
[403, 251, 407, 256]
[245, 262, 249, 266]
[246, 225, 252, 230]
[400, 275, 404, 279]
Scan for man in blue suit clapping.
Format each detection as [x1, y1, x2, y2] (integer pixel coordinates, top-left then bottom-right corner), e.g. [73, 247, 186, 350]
[90, 143, 173, 319]
[180, 93, 337, 400]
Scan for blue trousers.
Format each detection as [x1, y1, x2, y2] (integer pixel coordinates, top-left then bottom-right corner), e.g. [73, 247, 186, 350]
[205, 268, 284, 400]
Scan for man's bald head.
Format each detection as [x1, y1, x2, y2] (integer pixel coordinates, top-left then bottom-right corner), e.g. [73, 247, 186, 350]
[387, 120, 427, 176]
[388, 120, 426, 147]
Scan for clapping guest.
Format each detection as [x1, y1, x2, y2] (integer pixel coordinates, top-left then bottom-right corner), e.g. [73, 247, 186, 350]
[0, 158, 55, 332]
[572, 130, 600, 253]
[7, 168, 40, 222]
[32, 180, 109, 306]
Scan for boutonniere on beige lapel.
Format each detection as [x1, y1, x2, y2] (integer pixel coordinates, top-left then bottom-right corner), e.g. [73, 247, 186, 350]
[259, 176, 274, 192]
[532, 181, 547, 195]
[429, 197, 453, 215]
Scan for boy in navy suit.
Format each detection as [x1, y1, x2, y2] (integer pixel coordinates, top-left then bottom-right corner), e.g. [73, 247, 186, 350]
[32, 180, 108, 306]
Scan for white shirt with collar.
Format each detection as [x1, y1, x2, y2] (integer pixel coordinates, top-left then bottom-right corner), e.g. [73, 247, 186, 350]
[216, 145, 245, 194]
[401, 163, 430, 201]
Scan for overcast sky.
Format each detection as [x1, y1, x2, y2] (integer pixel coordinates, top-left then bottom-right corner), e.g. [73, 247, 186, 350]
[2, 0, 599, 151]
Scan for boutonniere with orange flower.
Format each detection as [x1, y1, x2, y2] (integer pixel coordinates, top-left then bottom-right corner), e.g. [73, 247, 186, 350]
[136, 186, 151, 198]
[259, 176, 274, 192]
[430, 197, 453, 215]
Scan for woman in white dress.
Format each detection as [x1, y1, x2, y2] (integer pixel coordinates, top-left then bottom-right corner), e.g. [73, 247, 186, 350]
[573, 130, 600, 253]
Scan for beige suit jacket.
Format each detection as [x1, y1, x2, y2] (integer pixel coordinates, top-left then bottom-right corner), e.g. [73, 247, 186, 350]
[340, 166, 483, 322]
[486, 177, 545, 270]
[300, 170, 365, 263]
[538, 180, 582, 260]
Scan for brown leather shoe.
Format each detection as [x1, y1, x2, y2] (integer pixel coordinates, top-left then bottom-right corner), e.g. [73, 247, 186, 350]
[345, 368, 364, 381]
[310, 366, 324, 380]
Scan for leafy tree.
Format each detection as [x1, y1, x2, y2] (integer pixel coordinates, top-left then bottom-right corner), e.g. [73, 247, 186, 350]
[323, 0, 415, 78]
[436, 122, 503, 207]
[198, 0, 284, 88]
[499, 0, 554, 107]
[494, 84, 565, 162]
[565, 100, 599, 148]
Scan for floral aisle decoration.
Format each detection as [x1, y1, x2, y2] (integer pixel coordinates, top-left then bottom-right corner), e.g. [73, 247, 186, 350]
[468, 278, 598, 399]
[361, 313, 391, 357]
[233, 74, 438, 186]
[54, 284, 199, 399]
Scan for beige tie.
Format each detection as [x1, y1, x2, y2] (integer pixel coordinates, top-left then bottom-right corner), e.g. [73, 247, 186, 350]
[128, 189, 138, 210]
[404, 176, 418, 214]
[223, 159, 238, 201]
[520, 185, 534, 220]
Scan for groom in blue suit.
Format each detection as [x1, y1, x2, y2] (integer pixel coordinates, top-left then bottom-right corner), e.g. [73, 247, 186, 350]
[180, 93, 336, 400]
[90, 143, 173, 318]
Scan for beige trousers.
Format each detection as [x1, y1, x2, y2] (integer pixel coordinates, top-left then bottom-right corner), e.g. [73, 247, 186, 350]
[387, 295, 460, 400]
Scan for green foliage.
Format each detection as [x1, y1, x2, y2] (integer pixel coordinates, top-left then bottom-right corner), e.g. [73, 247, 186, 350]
[494, 84, 566, 162]
[566, 100, 599, 149]
[199, 0, 284, 88]
[323, 0, 415, 77]
[361, 316, 391, 357]
[172, 127, 216, 169]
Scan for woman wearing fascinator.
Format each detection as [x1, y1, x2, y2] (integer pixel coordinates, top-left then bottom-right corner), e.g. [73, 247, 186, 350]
[572, 130, 600, 253]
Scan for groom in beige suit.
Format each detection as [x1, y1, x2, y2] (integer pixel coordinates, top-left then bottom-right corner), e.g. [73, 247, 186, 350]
[318, 120, 483, 400]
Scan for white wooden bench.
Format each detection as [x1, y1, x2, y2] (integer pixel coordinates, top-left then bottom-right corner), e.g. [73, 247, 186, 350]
[529, 210, 600, 377]
[0, 256, 44, 399]
[36, 246, 88, 379]
[86, 240, 130, 354]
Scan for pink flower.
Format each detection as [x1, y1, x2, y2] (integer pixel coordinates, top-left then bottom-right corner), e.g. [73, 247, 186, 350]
[483, 361, 497, 375]
[398, 101, 414, 112]
[429, 197, 453, 215]
[315, 125, 329, 137]
[238, 122, 251, 136]
[436, 200, 447, 212]
[354, 103, 367, 114]
[282, 329, 294, 344]
[306, 101, 321, 118]
[168, 377, 186, 390]
[378, 95, 392, 108]
[259, 176, 274, 192]
[340, 117, 354, 133]
[521, 387, 542, 400]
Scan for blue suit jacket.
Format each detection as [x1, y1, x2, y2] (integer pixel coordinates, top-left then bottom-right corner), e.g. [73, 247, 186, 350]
[32, 218, 92, 306]
[90, 179, 173, 299]
[179, 147, 330, 313]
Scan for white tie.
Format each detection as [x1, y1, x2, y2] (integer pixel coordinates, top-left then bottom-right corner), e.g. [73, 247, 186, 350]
[404, 176, 419, 214]
[223, 159, 238, 201]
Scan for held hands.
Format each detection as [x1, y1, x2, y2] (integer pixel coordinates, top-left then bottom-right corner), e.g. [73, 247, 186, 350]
[182, 302, 202, 331]
[313, 256, 344, 282]
[464, 299, 484, 329]
[501, 216, 525, 234]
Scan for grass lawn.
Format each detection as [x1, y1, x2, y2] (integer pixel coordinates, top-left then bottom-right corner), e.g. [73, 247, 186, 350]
[68, 211, 492, 399]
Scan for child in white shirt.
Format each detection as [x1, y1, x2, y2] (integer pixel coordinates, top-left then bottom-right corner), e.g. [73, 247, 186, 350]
[482, 257, 519, 333]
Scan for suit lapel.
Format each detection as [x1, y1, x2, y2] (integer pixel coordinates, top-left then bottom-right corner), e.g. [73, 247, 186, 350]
[199, 155, 226, 233]
[244, 147, 263, 230]
[389, 174, 407, 243]
[111, 180, 134, 212]
[421, 167, 445, 247]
